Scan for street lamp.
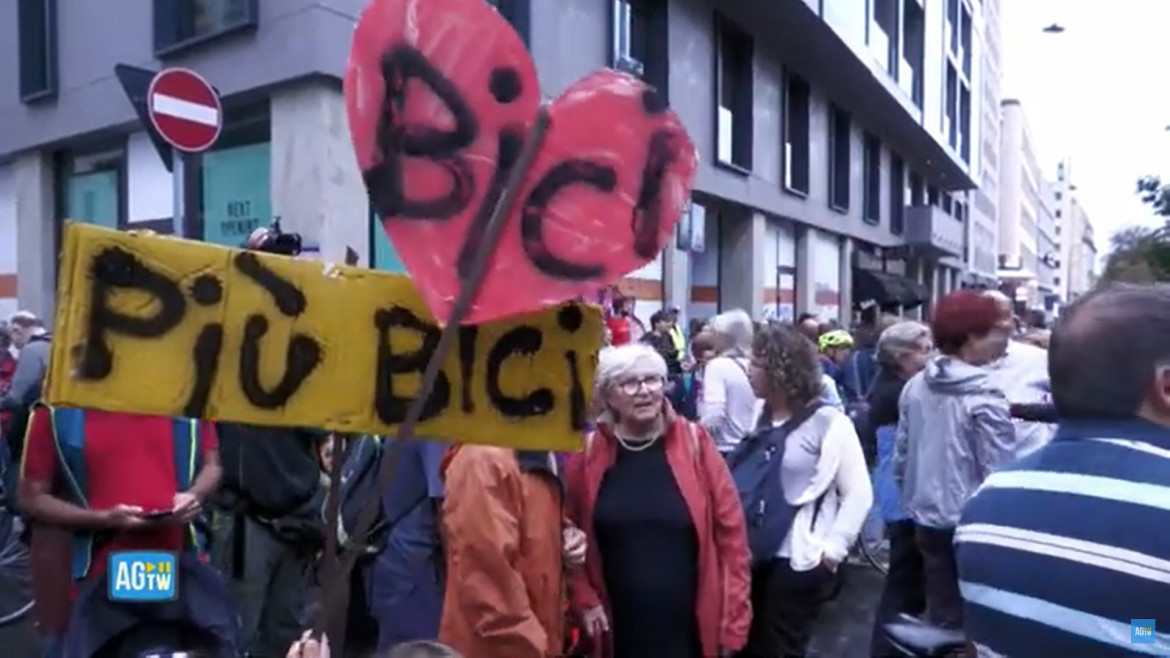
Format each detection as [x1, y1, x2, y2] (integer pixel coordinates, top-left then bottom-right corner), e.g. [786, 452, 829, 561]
[1042, 23, 1066, 34]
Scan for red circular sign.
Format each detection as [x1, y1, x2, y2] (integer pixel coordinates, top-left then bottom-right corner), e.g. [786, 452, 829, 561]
[147, 68, 222, 153]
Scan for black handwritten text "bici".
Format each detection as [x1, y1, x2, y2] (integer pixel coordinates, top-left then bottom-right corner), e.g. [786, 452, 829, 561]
[76, 247, 590, 430]
[364, 44, 682, 282]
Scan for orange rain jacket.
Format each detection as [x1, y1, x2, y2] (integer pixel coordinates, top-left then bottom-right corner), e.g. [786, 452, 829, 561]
[437, 445, 566, 658]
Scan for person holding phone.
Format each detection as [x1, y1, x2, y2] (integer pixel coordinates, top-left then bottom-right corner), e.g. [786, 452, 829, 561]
[18, 407, 227, 656]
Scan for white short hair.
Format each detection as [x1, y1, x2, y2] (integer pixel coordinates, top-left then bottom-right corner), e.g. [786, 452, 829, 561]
[707, 309, 753, 350]
[596, 344, 667, 389]
[877, 320, 930, 367]
[9, 310, 42, 328]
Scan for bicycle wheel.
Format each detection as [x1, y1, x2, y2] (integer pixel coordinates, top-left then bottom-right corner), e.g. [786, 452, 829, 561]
[857, 505, 890, 575]
[0, 514, 33, 627]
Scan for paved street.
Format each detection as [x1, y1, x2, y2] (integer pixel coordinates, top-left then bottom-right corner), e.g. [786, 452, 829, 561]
[808, 563, 886, 658]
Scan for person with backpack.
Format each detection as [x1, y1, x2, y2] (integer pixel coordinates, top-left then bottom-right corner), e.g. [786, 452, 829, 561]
[365, 437, 449, 650]
[564, 343, 751, 658]
[212, 422, 327, 657]
[209, 221, 329, 658]
[1, 312, 51, 468]
[18, 405, 234, 655]
[733, 323, 873, 657]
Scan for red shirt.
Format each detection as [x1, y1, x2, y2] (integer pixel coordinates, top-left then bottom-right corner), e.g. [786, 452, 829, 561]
[606, 316, 632, 346]
[23, 407, 218, 580]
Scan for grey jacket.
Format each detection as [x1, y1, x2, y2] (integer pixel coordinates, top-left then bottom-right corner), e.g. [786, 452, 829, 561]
[893, 355, 1017, 529]
[0, 334, 50, 410]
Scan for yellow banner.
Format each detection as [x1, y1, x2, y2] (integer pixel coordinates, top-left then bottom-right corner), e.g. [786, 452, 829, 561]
[47, 223, 602, 451]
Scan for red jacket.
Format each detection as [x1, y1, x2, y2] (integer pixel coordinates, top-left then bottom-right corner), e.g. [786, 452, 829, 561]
[564, 407, 752, 656]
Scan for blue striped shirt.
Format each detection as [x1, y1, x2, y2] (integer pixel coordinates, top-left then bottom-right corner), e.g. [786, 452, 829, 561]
[955, 418, 1170, 656]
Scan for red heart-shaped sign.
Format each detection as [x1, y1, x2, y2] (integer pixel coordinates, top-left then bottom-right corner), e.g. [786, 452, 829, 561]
[346, 0, 698, 325]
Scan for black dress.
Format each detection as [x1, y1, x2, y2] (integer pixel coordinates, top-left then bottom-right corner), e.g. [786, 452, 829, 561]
[594, 438, 702, 658]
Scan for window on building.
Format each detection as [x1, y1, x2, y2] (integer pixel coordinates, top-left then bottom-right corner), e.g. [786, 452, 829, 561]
[611, 0, 667, 97]
[783, 71, 811, 195]
[154, 0, 259, 56]
[18, 0, 58, 102]
[863, 133, 881, 224]
[946, 0, 960, 55]
[945, 64, 959, 149]
[909, 171, 925, 205]
[959, 86, 971, 163]
[890, 154, 906, 235]
[1055, 209, 1062, 218]
[870, 0, 900, 78]
[928, 185, 939, 207]
[199, 102, 271, 246]
[828, 105, 851, 212]
[715, 14, 754, 171]
[61, 147, 125, 231]
[1055, 191, 1062, 200]
[959, 2, 973, 77]
[901, 0, 925, 106]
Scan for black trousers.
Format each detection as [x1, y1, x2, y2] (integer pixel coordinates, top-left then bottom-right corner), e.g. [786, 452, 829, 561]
[915, 525, 964, 629]
[869, 520, 927, 655]
[737, 558, 834, 658]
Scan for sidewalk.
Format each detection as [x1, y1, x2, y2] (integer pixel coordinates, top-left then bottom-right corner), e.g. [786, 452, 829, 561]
[808, 563, 885, 657]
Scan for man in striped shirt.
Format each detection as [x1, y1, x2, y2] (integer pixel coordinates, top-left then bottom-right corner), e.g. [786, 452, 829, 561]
[956, 284, 1170, 655]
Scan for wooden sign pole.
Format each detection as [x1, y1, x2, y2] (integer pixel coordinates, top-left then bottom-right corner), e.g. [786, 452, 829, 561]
[312, 106, 553, 649]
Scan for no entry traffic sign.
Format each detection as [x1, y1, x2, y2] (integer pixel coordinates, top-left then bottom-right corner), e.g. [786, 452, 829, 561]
[148, 68, 222, 153]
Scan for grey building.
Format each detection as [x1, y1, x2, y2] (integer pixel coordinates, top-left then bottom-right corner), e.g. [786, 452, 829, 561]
[966, 0, 1000, 287]
[0, 0, 980, 324]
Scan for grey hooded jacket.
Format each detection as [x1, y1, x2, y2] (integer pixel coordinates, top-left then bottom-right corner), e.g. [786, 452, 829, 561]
[893, 355, 1018, 529]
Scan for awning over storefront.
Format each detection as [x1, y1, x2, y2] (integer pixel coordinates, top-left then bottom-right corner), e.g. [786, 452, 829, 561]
[853, 269, 930, 309]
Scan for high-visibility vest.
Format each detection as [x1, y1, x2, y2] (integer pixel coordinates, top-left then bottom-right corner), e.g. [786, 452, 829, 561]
[36, 404, 204, 580]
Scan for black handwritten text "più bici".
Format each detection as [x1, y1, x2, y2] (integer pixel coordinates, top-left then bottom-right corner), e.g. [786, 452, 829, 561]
[76, 246, 590, 430]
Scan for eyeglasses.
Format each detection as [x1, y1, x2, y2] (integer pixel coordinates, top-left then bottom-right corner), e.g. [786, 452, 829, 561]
[615, 376, 665, 396]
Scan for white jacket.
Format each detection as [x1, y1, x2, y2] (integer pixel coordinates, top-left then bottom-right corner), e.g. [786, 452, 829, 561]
[753, 402, 874, 571]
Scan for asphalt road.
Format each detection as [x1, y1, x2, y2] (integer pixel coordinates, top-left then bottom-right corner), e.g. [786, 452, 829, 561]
[808, 562, 887, 658]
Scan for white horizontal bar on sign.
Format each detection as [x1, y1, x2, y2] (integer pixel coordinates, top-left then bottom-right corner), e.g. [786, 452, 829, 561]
[152, 93, 219, 127]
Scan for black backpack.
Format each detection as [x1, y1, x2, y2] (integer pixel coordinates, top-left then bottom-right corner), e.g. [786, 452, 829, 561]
[337, 435, 391, 553]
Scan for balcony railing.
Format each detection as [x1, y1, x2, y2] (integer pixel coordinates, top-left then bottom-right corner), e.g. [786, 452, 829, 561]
[903, 204, 964, 258]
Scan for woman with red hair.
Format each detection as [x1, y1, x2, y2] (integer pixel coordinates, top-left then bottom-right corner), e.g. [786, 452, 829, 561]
[892, 290, 1020, 632]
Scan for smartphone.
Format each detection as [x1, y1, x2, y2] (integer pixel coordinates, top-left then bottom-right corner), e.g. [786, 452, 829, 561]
[140, 509, 176, 520]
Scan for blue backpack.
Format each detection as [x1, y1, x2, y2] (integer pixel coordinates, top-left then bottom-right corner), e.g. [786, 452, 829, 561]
[726, 402, 824, 564]
[42, 405, 204, 580]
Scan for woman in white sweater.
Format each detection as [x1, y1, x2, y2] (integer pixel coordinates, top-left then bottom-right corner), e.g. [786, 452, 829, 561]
[738, 323, 873, 657]
[698, 310, 759, 454]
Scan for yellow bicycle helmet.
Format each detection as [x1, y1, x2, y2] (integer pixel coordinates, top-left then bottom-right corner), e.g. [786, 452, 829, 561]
[818, 329, 854, 351]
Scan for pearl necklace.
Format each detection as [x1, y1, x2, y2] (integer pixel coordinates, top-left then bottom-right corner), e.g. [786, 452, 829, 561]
[615, 434, 660, 452]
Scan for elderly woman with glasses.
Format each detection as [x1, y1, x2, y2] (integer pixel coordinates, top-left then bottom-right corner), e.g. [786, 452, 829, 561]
[565, 344, 751, 658]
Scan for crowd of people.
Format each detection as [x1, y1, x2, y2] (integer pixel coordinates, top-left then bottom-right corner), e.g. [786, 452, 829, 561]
[2, 247, 1167, 656]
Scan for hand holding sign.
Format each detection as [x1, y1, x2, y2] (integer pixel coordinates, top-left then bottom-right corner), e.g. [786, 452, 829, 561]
[346, 0, 698, 325]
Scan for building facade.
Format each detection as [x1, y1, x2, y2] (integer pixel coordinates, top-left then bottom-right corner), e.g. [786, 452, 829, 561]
[1035, 176, 1060, 311]
[1, 0, 980, 326]
[996, 98, 1049, 311]
[965, 0, 1000, 286]
[1053, 161, 1098, 301]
